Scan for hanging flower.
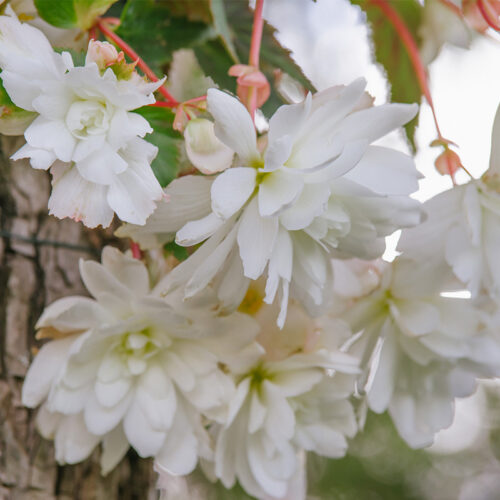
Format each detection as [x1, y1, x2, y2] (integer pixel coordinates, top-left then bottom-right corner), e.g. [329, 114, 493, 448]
[22, 247, 259, 474]
[399, 103, 500, 298]
[0, 15, 164, 227]
[199, 286, 359, 499]
[341, 258, 500, 448]
[121, 78, 421, 327]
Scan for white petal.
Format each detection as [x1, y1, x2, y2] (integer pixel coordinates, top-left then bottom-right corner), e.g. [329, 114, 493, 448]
[176, 212, 225, 246]
[280, 183, 330, 231]
[48, 163, 114, 228]
[267, 93, 312, 146]
[237, 198, 279, 279]
[207, 88, 260, 163]
[366, 322, 398, 413]
[211, 167, 257, 219]
[84, 390, 131, 436]
[107, 167, 162, 226]
[488, 102, 500, 176]
[100, 425, 130, 475]
[185, 222, 239, 298]
[262, 135, 294, 173]
[11, 143, 56, 170]
[36, 296, 109, 333]
[25, 116, 76, 163]
[154, 402, 199, 475]
[22, 337, 74, 407]
[338, 103, 418, 145]
[76, 145, 128, 185]
[101, 246, 150, 295]
[79, 257, 133, 307]
[31, 85, 73, 120]
[115, 175, 213, 249]
[54, 413, 100, 465]
[391, 299, 441, 336]
[265, 228, 293, 305]
[258, 170, 304, 217]
[344, 146, 419, 195]
[184, 118, 234, 174]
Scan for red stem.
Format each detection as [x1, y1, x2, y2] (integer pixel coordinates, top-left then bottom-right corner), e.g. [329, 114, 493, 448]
[150, 101, 177, 108]
[368, 0, 444, 139]
[96, 19, 178, 105]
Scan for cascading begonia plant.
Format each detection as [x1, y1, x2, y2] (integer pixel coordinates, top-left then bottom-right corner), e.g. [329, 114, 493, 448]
[1, 0, 499, 498]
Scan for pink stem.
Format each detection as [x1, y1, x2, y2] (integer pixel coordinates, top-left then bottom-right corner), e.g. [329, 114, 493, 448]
[249, 0, 265, 67]
[96, 20, 179, 105]
[247, 0, 265, 121]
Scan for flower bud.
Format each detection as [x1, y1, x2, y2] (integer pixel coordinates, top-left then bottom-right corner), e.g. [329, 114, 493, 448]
[86, 40, 119, 69]
[435, 148, 462, 176]
[229, 64, 271, 109]
[184, 118, 234, 174]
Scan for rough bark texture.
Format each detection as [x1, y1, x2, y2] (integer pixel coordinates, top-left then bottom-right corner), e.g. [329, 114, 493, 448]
[0, 138, 157, 500]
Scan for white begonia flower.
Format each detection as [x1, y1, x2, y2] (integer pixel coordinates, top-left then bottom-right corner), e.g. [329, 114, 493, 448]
[184, 118, 234, 174]
[0, 15, 164, 227]
[22, 246, 259, 475]
[126, 79, 421, 327]
[204, 288, 359, 500]
[342, 258, 500, 448]
[399, 103, 500, 298]
[419, 0, 471, 65]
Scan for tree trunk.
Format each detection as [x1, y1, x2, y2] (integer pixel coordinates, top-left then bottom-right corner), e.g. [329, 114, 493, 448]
[0, 137, 157, 500]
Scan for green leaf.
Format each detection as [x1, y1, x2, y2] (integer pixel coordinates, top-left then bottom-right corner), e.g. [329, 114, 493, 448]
[74, 0, 119, 30]
[351, 0, 424, 150]
[209, 0, 239, 63]
[168, 49, 214, 102]
[34, 0, 77, 29]
[163, 0, 239, 63]
[0, 79, 36, 136]
[117, 0, 214, 75]
[164, 241, 189, 262]
[133, 106, 184, 187]
[193, 39, 235, 93]
[34, 0, 117, 30]
[196, 0, 315, 115]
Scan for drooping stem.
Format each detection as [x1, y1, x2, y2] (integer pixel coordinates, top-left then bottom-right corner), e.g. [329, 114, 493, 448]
[368, 0, 445, 139]
[96, 19, 178, 105]
[247, 0, 265, 121]
[249, 0, 265, 67]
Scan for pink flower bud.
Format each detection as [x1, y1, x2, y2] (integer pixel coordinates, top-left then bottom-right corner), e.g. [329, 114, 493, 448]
[229, 64, 271, 109]
[86, 40, 119, 69]
[435, 148, 462, 177]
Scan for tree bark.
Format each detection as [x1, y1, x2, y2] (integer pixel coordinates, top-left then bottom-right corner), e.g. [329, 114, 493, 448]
[0, 137, 157, 500]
